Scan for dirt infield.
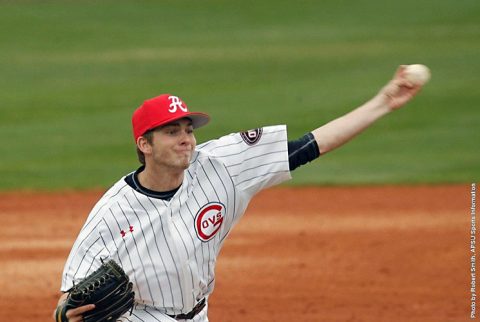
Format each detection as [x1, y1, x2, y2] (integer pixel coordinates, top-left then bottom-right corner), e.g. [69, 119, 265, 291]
[0, 185, 472, 322]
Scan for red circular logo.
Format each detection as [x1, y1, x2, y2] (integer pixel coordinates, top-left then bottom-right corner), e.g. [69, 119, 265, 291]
[195, 202, 225, 242]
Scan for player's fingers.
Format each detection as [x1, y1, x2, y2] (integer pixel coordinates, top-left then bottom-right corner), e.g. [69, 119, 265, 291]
[408, 83, 423, 96]
[394, 65, 407, 79]
[397, 78, 415, 90]
[384, 79, 405, 97]
[66, 304, 96, 319]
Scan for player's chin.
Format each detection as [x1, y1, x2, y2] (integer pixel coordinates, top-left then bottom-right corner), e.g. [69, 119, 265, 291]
[177, 154, 192, 169]
[178, 160, 190, 169]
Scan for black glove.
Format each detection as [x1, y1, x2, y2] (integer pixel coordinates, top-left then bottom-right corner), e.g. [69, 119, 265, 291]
[55, 259, 135, 322]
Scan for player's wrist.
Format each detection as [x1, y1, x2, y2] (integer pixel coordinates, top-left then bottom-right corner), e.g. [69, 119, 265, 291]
[53, 301, 68, 322]
[363, 92, 395, 117]
[375, 93, 394, 111]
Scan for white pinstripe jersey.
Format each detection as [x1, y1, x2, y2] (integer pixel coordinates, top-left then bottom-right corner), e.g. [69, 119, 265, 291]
[61, 125, 291, 321]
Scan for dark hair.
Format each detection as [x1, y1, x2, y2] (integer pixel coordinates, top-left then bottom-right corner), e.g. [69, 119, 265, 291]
[136, 130, 154, 165]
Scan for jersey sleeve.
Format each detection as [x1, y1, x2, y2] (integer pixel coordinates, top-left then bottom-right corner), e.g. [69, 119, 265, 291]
[60, 213, 110, 291]
[197, 125, 291, 197]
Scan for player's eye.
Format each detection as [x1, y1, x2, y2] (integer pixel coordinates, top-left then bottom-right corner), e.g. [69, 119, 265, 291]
[163, 127, 179, 135]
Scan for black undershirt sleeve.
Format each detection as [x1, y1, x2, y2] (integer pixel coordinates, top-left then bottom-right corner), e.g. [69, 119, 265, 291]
[287, 132, 321, 171]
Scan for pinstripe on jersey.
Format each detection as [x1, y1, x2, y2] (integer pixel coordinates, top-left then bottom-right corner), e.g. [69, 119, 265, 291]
[61, 125, 291, 321]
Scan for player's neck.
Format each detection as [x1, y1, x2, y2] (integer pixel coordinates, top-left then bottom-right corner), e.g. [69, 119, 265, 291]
[137, 164, 184, 192]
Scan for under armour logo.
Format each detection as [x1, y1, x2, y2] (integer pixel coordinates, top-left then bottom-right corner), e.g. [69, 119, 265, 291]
[121, 225, 134, 238]
[168, 96, 188, 113]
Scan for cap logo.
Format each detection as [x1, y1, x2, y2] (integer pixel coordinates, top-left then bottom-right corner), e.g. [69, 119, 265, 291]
[168, 96, 188, 113]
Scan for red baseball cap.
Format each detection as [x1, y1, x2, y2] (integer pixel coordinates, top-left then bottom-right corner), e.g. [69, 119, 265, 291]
[132, 94, 210, 141]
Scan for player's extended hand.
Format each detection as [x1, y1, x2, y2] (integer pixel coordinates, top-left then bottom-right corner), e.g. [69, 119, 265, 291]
[378, 65, 423, 110]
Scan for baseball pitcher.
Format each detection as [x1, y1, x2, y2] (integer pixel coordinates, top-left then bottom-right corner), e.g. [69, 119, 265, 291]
[54, 65, 425, 321]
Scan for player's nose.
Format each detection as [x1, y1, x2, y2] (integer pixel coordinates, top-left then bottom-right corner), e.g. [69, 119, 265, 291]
[179, 129, 195, 146]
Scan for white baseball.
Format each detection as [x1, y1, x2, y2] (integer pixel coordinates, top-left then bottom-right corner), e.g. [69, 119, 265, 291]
[404, 64, 431, 85]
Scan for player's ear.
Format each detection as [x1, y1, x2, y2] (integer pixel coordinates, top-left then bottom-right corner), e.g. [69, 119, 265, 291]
[136, 136, 152, 155]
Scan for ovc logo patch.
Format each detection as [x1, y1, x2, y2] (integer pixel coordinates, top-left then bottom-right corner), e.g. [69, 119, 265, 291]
[195, 202, 225, 242]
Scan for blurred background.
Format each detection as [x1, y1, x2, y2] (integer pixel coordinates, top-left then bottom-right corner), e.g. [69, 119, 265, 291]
[0, 0, 479, 190]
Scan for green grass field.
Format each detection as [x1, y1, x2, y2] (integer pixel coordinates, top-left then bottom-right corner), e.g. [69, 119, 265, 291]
[0, 0, 479, 189]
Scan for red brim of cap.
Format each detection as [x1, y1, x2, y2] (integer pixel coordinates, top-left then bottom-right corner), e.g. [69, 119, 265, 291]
[144, 112, 210, 134]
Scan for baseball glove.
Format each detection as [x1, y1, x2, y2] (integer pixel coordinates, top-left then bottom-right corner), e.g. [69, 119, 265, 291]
[56, 259, 135, 322]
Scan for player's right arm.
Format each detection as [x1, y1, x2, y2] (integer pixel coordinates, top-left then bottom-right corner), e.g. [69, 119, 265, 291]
[311, 65, 422, 155]
[53, 292, 95, 322]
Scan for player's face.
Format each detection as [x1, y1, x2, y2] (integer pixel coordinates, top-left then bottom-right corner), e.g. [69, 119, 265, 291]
[149, 118, 196, 170]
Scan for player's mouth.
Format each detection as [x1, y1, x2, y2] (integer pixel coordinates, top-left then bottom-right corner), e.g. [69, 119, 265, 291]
[176, 148, 192, 153]
[175, 149, 192, 158]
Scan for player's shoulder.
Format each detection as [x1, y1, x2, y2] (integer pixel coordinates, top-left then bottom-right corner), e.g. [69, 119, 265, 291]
[86, 176, 134, 217]
[196, 125, 287, 154]
[189, 125, 287, 172]
[101, 176, 133, 201]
